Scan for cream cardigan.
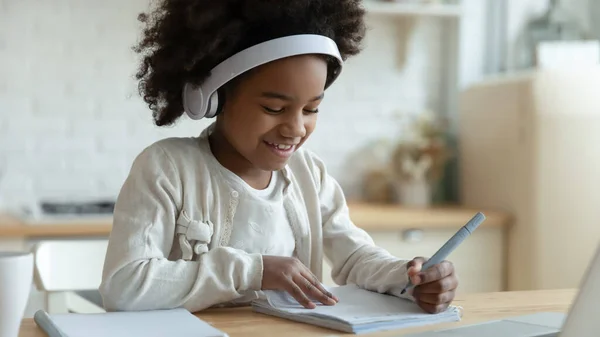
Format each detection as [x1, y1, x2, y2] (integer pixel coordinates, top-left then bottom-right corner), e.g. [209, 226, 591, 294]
[99, 126, 413, 312]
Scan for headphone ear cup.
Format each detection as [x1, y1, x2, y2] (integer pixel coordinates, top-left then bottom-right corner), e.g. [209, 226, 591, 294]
[215, 88, 226, 116]
[183, 82, 208, 120]
[204, 89, 223, 118]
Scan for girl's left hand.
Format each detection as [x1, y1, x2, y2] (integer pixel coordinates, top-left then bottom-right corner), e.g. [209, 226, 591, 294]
[406, 257, 459, 314]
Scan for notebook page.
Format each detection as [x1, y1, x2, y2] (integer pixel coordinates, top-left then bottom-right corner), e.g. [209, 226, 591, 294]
[265, 284, 334, 308]
[49, 308, 227, 337]
[263, 284, 458, 325]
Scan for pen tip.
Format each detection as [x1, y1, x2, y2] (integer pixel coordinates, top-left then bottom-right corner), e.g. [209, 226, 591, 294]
[400, 289, 406, 295]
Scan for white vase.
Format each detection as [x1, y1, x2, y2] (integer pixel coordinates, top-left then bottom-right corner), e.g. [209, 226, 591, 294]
[0, 252, 33, 337]
[396, 180, 432, 207]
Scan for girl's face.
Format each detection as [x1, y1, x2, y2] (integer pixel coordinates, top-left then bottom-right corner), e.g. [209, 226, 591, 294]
[213, 54, 328, 174]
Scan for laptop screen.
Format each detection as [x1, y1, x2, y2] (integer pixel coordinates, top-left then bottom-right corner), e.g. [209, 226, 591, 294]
[560, 241, 600, 337]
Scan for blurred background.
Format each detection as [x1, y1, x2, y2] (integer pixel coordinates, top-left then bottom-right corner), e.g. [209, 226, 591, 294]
[1, 0, 599, 317]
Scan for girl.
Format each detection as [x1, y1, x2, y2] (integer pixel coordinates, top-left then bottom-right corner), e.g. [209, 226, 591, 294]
[100, 0, 459, 314]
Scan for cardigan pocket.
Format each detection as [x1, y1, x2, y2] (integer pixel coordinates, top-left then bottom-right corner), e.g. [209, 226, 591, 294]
[175, 210, 214, 260]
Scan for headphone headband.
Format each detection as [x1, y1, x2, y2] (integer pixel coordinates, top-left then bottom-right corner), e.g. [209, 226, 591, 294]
[183, 34, 343, 120]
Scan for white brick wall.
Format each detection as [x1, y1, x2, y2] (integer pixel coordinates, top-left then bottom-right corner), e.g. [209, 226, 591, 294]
[0, 0, 444, 208]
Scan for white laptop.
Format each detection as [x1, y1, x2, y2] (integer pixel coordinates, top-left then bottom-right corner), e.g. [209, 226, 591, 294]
[404, 241, 600, 337]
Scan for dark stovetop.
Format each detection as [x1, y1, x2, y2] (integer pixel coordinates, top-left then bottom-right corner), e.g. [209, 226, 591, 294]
[39, 201, 115, 215]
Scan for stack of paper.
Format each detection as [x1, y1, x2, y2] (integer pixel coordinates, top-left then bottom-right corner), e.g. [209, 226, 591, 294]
[252, 284, 462, 334]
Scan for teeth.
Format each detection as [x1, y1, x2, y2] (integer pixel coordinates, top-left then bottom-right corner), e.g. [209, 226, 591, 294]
[276, 144, 292, 150]
[267, 142, 294, 150]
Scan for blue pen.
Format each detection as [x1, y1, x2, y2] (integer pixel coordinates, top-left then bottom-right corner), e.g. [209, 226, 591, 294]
[400, 212, 486, 294]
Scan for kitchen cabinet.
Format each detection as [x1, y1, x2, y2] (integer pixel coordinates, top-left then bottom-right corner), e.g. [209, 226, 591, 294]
[459, 68, 600, 291]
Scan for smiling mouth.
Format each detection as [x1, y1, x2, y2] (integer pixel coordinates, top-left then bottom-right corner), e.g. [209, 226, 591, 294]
[265, 142, 295, 150]
[264, 141, 297, 157]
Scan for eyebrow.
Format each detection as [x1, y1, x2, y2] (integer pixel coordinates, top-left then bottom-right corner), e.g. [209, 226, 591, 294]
[260, 91, 324, 102]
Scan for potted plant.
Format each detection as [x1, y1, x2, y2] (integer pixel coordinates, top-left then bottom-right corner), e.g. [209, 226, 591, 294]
[361, 111, 452, 207]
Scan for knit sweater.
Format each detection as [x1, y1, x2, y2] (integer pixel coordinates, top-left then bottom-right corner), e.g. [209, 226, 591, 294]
[99, 125, 413, 312]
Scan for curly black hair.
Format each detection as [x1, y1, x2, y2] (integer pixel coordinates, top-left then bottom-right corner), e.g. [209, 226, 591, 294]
[133, 0, 367, 126]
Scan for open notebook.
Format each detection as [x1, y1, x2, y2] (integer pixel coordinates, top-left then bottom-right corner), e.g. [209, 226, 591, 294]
[33, 308, 228, 337]
[252, 284, 462, 334]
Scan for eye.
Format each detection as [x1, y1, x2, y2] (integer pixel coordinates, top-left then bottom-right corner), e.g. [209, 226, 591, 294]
[262, 106, 284, 114]
[304, 108, 319, 114]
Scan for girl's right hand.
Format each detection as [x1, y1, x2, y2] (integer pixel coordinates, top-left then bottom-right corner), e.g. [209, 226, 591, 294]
[261, 255, 339, 309]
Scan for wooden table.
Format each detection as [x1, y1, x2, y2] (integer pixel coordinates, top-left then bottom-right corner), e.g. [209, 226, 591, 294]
[0, 203, 511, 239]
[19, 289, 574, 337]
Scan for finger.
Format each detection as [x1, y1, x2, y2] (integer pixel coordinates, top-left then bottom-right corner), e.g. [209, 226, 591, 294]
[417, 261, 454, 285]
[414, 274, 459, 294]
[413, 289, 455, 305]
[285, 279, 315, 309]
[296, 274, 336, 306]
[407, 257, 427, 270]
[300, 270, 338, 303]
[407, 257, 427, 280]
[417, 301, 450, 314]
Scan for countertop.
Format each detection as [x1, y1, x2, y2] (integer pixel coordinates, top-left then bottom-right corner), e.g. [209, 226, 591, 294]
[0, 202, 511, 238]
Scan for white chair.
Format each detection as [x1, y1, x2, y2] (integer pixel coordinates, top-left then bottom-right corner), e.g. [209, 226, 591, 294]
[32, 240, 108, 314]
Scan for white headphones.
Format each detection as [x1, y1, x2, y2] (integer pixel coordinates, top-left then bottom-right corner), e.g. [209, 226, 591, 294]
[182, 34, 344, 120]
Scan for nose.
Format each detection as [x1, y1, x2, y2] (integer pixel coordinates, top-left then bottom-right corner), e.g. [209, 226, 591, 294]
[280, 110, 307, 139]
